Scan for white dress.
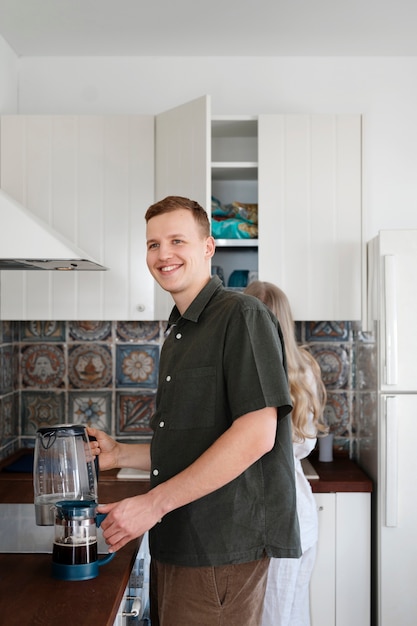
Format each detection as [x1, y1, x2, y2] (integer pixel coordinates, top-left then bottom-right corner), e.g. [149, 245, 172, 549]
[261, 406, 318, 626]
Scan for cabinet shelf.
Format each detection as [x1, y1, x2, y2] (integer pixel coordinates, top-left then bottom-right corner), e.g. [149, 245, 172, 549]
[211, 162, 258, 181]
[214, 238, 258, 248]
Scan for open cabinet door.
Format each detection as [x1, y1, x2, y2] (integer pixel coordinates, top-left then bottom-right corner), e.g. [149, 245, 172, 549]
[154, 95, 211, 320]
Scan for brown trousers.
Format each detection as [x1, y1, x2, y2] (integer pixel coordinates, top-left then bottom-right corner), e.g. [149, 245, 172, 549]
[150, 555, 270, 626]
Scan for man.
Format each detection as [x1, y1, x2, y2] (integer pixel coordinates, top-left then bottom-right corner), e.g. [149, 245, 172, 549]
[89, 196, 300, 626]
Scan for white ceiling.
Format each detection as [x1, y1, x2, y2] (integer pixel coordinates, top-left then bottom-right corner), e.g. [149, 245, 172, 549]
[1, 0, 417, 57]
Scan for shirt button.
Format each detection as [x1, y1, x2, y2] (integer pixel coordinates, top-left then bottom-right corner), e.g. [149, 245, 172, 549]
[153, 469, 159, 476]
[166, 375, 171, 382]
[159, 421, 165, 428]
[176, 333, 182, 339]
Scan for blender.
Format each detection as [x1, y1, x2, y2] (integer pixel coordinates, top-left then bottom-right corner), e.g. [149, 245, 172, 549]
[33, 424, 98, 525]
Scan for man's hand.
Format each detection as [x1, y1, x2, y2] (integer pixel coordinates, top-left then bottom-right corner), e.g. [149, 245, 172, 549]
[87, 426, 120, 471]
[98, 492, 162, 552]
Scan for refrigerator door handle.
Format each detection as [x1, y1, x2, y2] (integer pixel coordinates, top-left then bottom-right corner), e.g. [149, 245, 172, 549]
[385, 396, 398, 527]
[384, 255, 398, 385]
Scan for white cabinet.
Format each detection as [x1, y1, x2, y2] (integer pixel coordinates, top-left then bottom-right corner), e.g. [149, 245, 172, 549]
[258, 115, 362, 320]
[0, 103, 362, 322]
[0, 115, 155, 320]
[210, 114, 362, 319]
[155, 95, 210, 320]
[310, 492, 370, 626]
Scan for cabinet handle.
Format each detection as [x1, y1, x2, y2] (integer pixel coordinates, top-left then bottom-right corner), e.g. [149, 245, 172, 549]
[122, 597, 142, 617]
[136, 304, 145, 312]
[385, 396, 398, 527]
[384, 255, 398, 385]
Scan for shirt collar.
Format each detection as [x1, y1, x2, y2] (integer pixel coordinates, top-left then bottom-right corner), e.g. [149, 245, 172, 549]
[167, 275, 223, 327]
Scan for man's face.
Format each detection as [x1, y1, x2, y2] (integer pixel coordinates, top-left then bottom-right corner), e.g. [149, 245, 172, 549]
[146, 208, 215, 304]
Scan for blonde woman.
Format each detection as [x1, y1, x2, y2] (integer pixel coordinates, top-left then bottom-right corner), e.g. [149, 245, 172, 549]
[244, 280, 328, 626]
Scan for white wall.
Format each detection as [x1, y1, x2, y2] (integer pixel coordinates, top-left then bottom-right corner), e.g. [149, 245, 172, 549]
[0, 37, 18, 112]
[10, 55, 417, 239]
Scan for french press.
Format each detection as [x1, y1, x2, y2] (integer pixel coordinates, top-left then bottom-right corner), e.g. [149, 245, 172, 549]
[52, 500, 114, 581]
[33, 424, 98, 525]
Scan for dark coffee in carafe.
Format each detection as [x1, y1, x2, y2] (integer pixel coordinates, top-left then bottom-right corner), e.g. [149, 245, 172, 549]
[52, 540, 98, 565]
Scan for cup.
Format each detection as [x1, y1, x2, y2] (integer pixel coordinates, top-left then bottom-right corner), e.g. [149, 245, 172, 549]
[318, 433, 334, 462]
[227, 269, 249, 288]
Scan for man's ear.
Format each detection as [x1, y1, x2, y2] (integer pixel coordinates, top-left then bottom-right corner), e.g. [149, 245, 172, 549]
[205, 236, 216, 259]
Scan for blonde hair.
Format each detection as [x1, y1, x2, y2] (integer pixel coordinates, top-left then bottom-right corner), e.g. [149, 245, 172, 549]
[244, 281, 328, 441]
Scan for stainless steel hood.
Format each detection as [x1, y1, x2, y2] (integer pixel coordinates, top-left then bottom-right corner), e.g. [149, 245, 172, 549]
[0, 188, 107, 271]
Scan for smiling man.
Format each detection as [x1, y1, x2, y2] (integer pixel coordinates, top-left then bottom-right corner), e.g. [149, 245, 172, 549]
[91, 195, 300, 626]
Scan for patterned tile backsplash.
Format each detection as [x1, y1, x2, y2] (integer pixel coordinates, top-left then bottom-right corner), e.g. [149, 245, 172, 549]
[0, 319, 376, 462]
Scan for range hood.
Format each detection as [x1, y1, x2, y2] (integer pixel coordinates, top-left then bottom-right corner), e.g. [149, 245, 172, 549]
[0, 188, 107, 271]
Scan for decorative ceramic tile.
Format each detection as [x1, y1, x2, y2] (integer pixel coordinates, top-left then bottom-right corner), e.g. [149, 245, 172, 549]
[323, 392, 350, 436]
[12, 346, 19, 390]
[21, 344, 65, 389]
[20, 321, 66, 342]
[354, 392, 377, 439]
[68, 391, 112, 432]
[69, 321, 112, 342]
[294, 322, 302, 343]
[0, 395, 16, 439]
[1, 315, 378, 459]
[116, 321, 160, 342]
[21, 391, 65, 434]
[308, 344, 350, 389]
[68, 344, 112, 389]
[116, 345, 159, 388]
[116, 391, 155, 437]
[351, 321, 376, 343]
[305, 321, 350, 342]
[1, 320, 13, 343]
[0, 347, 14, 394]
[354, 343, 377, 391]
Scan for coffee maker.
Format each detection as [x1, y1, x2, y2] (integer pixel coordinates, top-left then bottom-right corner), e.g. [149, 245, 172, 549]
[52, 500, 114, 580]
[33, 424, 98, 525]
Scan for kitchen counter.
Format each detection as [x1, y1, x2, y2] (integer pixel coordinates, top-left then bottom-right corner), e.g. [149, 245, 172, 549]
[307, 451, 373, 493]
[0, 450, 150, 626]
[0, 549, 138, 626]
[0, 448, 371, 625]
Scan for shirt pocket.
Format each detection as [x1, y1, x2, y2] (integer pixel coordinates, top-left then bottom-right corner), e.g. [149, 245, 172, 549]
[169, 366, 216, 429]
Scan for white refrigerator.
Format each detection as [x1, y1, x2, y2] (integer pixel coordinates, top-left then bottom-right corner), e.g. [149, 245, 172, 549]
[359, 229, 417, 625]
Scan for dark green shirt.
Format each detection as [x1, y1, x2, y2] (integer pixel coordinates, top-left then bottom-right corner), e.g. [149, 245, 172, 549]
[149, 276, 301, 566]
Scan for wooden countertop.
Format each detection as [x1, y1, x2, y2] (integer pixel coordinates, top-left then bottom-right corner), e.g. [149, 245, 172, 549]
[0, 448, 371, 625]
[0, 548, 138, 626]
[0, 450, 150, 626]
[307, 452, 373, 493]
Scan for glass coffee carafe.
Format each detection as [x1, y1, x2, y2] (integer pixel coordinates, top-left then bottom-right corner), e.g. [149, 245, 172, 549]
[52, 500, 114, 580]
[33, 424, 98, 525]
